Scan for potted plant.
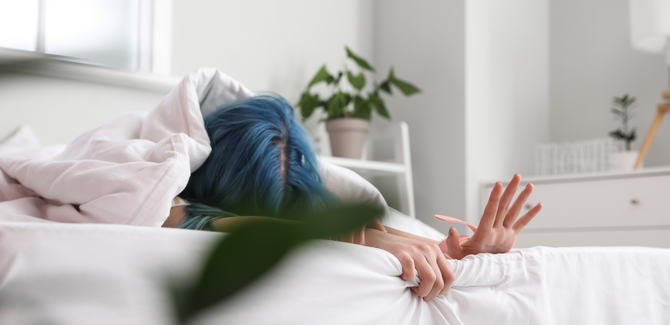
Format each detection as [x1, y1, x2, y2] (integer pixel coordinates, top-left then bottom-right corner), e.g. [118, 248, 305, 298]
[296, 47, 420, 159]
[608, 94, 638, 171]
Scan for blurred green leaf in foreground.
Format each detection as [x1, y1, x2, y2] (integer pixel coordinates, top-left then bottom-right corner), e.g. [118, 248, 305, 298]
[172, 202, 383, 324]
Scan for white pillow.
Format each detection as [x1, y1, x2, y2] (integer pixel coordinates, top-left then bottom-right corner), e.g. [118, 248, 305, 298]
[319, 160, 446, 239]
[319, 160, 387, 210]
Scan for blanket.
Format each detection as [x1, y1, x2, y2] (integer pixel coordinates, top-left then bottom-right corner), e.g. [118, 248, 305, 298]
[0, 68, 252, 226]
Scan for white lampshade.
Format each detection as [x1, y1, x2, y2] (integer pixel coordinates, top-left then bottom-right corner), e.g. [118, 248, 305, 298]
[629, 0, 670, 61]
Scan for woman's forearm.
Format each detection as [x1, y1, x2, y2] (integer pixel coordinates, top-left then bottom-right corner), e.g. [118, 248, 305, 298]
[384, 226, 441, 245]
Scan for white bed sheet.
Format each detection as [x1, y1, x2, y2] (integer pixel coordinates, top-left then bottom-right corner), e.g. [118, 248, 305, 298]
[1, 209, 668, 325]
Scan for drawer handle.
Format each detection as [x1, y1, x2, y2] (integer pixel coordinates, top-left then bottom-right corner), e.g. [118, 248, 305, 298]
[524, 204, 533, 210]
[631, 199, 639, 205]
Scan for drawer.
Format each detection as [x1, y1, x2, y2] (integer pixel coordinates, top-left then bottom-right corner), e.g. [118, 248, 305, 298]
[481, 174, 670, 229]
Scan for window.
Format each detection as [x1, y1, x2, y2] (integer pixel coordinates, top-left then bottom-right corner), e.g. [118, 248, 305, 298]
[0, 0, 171, 74]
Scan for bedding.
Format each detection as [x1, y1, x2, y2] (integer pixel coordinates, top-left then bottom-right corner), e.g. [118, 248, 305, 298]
[1, 210, 669, 324]
[0, 68, 250, 226]
[1, 68, 669, 324]
[0, 68, 386, 227]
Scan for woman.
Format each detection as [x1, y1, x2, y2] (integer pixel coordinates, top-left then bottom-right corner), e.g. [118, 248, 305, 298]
[163, 95, 543, 302]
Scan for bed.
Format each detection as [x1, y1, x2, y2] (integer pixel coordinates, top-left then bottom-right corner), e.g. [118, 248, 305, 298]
[1, 69, 669, 324]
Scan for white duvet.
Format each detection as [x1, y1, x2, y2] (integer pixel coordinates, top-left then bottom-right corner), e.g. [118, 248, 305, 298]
[0, 69, 669, 324]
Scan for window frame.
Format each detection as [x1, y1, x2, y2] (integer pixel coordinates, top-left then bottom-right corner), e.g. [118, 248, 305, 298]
[0, 0, 174, 90]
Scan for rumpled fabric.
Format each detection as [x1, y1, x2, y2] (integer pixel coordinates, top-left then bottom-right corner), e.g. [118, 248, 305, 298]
[0, 68, 253, 226]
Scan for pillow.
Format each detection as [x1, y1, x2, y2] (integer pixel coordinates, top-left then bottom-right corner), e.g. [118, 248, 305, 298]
[319, 160, 387, 210]
[319, 159, 446, 239]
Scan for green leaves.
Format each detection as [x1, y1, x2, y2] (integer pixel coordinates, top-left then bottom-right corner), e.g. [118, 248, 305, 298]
[307, 65, 334, 89]
[609, 93, 637, 150]
[369, 92, 390, 119]
[613, 94, 636, 109]
[379, 81, 392, 94]
[352, 95, 372, 120]
[297, 92, 322, 119]
[609, 128, 637, 141]
[327, 92, 350, 119]
[172, 203, 383, 324]
[345, 47, 375, 71]
[297, 47, 420, 121]
[387, 68, 421, 96]
[347, 71, 366, 90]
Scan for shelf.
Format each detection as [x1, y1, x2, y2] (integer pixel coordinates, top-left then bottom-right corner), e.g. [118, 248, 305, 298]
[319, 156, 406, 174]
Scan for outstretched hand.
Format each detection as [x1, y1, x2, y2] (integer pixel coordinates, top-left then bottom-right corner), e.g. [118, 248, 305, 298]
[445, 174, 543, 260]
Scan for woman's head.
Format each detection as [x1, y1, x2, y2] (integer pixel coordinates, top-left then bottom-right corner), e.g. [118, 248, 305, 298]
[179, 95, 334, 229]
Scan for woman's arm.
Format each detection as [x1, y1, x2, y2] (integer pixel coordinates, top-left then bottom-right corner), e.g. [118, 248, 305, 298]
[385, 226, 441, 246]
[164, 204, 453, 301]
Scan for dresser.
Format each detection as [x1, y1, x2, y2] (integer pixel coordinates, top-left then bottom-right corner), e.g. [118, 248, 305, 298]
[480, 167, 670, 248]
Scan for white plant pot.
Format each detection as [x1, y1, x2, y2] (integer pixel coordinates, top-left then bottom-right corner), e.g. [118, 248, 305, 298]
[609, 151, 640, 172]
[325, 118, 369, 159]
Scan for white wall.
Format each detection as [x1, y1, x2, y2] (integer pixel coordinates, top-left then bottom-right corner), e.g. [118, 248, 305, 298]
[549, 0, 669, 166]
[171, 0, 374, 104]
[374, 0, 466, 233]
[0, 73, 167, 145]
[465, 0, 550, 223]
[170, 0, 375, 154]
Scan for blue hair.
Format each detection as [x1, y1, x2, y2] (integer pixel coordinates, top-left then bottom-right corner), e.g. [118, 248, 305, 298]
[179, 95, 335, 230]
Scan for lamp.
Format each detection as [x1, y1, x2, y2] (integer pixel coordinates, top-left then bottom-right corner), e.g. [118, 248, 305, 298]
[629, 0, 670, 169]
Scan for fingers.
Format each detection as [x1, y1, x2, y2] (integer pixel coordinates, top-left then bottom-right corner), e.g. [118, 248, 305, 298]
[437, 253, 455, 295]
[415, 254, 436, 298]
[503, 183, 534, 228]
[422, 244, 455, 300]
[494, 174, 521, 227]
[397, 252, 416, 281]
[424, 255, 444, 301]
[446, 227, 466, 260]
[512, 202, 543, 233]
[479, 182, 503, 229]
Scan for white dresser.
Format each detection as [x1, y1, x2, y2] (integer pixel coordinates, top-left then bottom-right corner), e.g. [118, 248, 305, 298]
[480, 167, 670, 248]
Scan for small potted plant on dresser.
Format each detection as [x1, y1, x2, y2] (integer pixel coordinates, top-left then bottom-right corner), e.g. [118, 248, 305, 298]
[609, 94, 638, 171]
[296, 47, 420, 159]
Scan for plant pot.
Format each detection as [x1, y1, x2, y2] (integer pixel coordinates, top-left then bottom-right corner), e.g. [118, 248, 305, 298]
[609, 151, 640, 172]
[325, 118, 369, 159]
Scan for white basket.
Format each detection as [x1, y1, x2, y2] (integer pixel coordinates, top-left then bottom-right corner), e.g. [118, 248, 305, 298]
[535, 138, 625, 176]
